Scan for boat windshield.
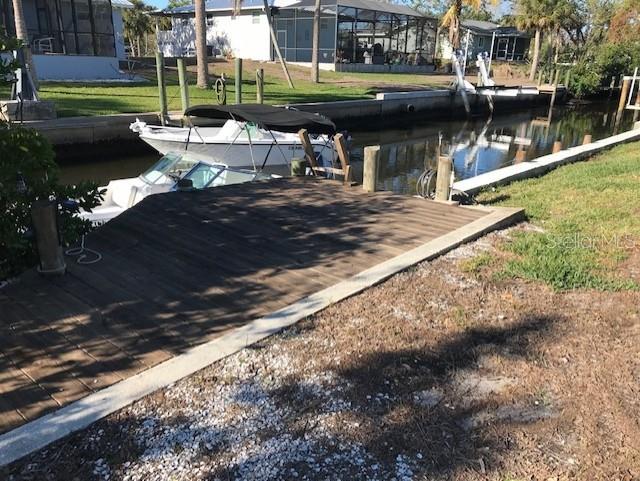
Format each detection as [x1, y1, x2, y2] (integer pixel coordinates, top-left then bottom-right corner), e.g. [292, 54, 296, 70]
[183, 163, 258, 189]
[141, 153, 200, 184]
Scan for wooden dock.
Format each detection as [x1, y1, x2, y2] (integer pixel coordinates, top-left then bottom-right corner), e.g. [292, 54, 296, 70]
[0, 177, 496, 436]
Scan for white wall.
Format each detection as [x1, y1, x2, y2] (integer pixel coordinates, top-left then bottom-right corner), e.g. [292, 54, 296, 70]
[112, 8, 128, 60]
[33, 55, 122, 80]
[159, 13, 271, 61]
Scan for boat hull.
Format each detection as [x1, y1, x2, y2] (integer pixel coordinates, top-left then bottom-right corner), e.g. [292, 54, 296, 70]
[140, 136, 320, 168]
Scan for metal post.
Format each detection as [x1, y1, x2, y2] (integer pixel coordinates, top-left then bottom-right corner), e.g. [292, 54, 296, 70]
[235, 57, 242, 104]
[256, 68, 264, 104]
[462, 29, 471, 74]
[155, 50, 168, 124]
[488, 31, 496, 72]
[177, 57, 190, 112]
[363, 145, 380, 193]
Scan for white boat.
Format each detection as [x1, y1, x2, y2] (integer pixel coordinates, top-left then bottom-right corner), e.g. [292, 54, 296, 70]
[79, 151, 271, 225]
[130, 104, 338, 170]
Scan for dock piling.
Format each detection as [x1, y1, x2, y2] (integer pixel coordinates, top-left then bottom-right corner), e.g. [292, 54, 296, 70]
[31, 199, 66, 276]
[155, 51, 168, 124]
[582, 134, 592, 145]
[334, 133, 351, 182]
[552, 140, 563, 153]
[435, 155, 453, 202]
[617, 78, 631, 118]
[363, 145, 380, 193]
[235, 58, 243, 104]
[177, 57, 190, 111]
[256, 68, 264, 104]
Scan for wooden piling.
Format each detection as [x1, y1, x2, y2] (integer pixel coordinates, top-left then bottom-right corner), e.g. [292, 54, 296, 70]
[617, 78, 631, 118]
[235, 57, 243, 104]
[256, 68, 264, 104]
[552, 140, 562, 153]
[582, 134, 592, 145]
[515, 148, 526, 163]
[334, 133, 350, 179]
[177, 57, 189, 111]
[363, 145, 380, 193]
[155, 51, 168, 124]
[435, 155, 452, 202]
[547, 69, 561, 123]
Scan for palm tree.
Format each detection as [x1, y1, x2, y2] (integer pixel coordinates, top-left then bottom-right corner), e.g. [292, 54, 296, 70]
[311, 0, 321, 83]
[195, 0, 209, 88]
[11, 0, 38, 87]
[441, 0, 488, 50]
[514, 0, 577, 80]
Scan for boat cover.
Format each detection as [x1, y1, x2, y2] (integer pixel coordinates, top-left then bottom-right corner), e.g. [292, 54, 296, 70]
[184, 104, 336, 135]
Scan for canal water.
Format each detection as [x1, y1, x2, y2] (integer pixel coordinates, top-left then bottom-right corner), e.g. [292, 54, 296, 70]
[59, 100, 637, 195]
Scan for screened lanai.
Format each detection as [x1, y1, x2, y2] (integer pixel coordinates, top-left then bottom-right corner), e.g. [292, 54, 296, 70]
[1, 0, 116, 57]
[273, 0, 436, 67]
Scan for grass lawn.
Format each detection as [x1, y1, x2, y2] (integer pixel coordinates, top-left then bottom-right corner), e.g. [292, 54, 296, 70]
[476, 141, 640, 291]
[2, 60, 447, 117]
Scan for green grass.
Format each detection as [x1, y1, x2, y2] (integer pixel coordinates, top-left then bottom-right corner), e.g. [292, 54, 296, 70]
[477, 141, 640, 291]
[1, 63, 444, 117]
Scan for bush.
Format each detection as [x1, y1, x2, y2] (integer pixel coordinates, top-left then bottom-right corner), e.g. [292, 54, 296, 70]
[568, 61, 604, 98]
[0, 125, 103, 280]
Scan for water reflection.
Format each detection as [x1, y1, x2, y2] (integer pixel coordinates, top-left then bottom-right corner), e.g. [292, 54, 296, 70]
[350, 101, 637, 195]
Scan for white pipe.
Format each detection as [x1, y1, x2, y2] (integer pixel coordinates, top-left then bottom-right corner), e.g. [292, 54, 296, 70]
[488, 31, 496, 72]
[462, 29, 471, 73]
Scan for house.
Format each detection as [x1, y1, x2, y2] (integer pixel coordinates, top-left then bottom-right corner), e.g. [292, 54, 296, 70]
[0, 0, 133, 80]
[157, 0, 439, 73]
[439, 19, 531, 64]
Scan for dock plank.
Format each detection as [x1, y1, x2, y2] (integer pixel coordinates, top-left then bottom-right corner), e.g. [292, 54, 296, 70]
[0, 177, 488, 434]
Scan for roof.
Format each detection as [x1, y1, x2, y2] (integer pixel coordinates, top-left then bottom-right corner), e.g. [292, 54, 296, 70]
[111, 0, 133, 9]
[165, 0, 429, 18]
[461, 19, 530, 37]
[184, 104, 337, 135]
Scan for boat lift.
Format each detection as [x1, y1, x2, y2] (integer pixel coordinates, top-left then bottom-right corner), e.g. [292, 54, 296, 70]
[624, 68, 640, 111]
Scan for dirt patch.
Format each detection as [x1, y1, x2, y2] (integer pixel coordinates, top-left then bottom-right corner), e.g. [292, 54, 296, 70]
[2, 226, 639, 481]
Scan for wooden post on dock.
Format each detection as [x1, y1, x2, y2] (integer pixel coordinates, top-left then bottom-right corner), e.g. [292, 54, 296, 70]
[256, 68, 264, 104]
[435, 155, 452, 202]
[617, 78, 631, 118]
[177, 57, 190, 112]
[235, 58, 243, 104]
[298, 128, 318, 169]
[552, 140, 562, 153]
[633, 87, 640, 123]
[155, 51, 168, 124]
[363, 145, 380, 193]
[334, 133, 351, 182]
[582, 134, 592, 145]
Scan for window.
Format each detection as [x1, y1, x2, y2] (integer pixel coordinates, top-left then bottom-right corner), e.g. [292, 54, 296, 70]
[252, 12, 260, 24]
[320, 19, 327, 30]
[478, 36, 484, 47]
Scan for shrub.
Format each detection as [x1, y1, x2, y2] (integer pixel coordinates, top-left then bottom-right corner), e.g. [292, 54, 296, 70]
[568, 61, 604, 98]
[0, 125, 103, 280]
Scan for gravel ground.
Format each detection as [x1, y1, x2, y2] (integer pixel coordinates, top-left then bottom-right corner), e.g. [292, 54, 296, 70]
[3, 225, 640, 481]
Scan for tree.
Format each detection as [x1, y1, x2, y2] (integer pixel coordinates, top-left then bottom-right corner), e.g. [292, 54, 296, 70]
[1, 33, 102, 280]
[10, 0, 38, 87]
[311, 0, 321, 83]
[514, 0, 578, 80]
[607, 0, 640, 43]
[194, 0, 209, 88]
[123, 0, 154, 57]
[441, 0, 497, 50]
